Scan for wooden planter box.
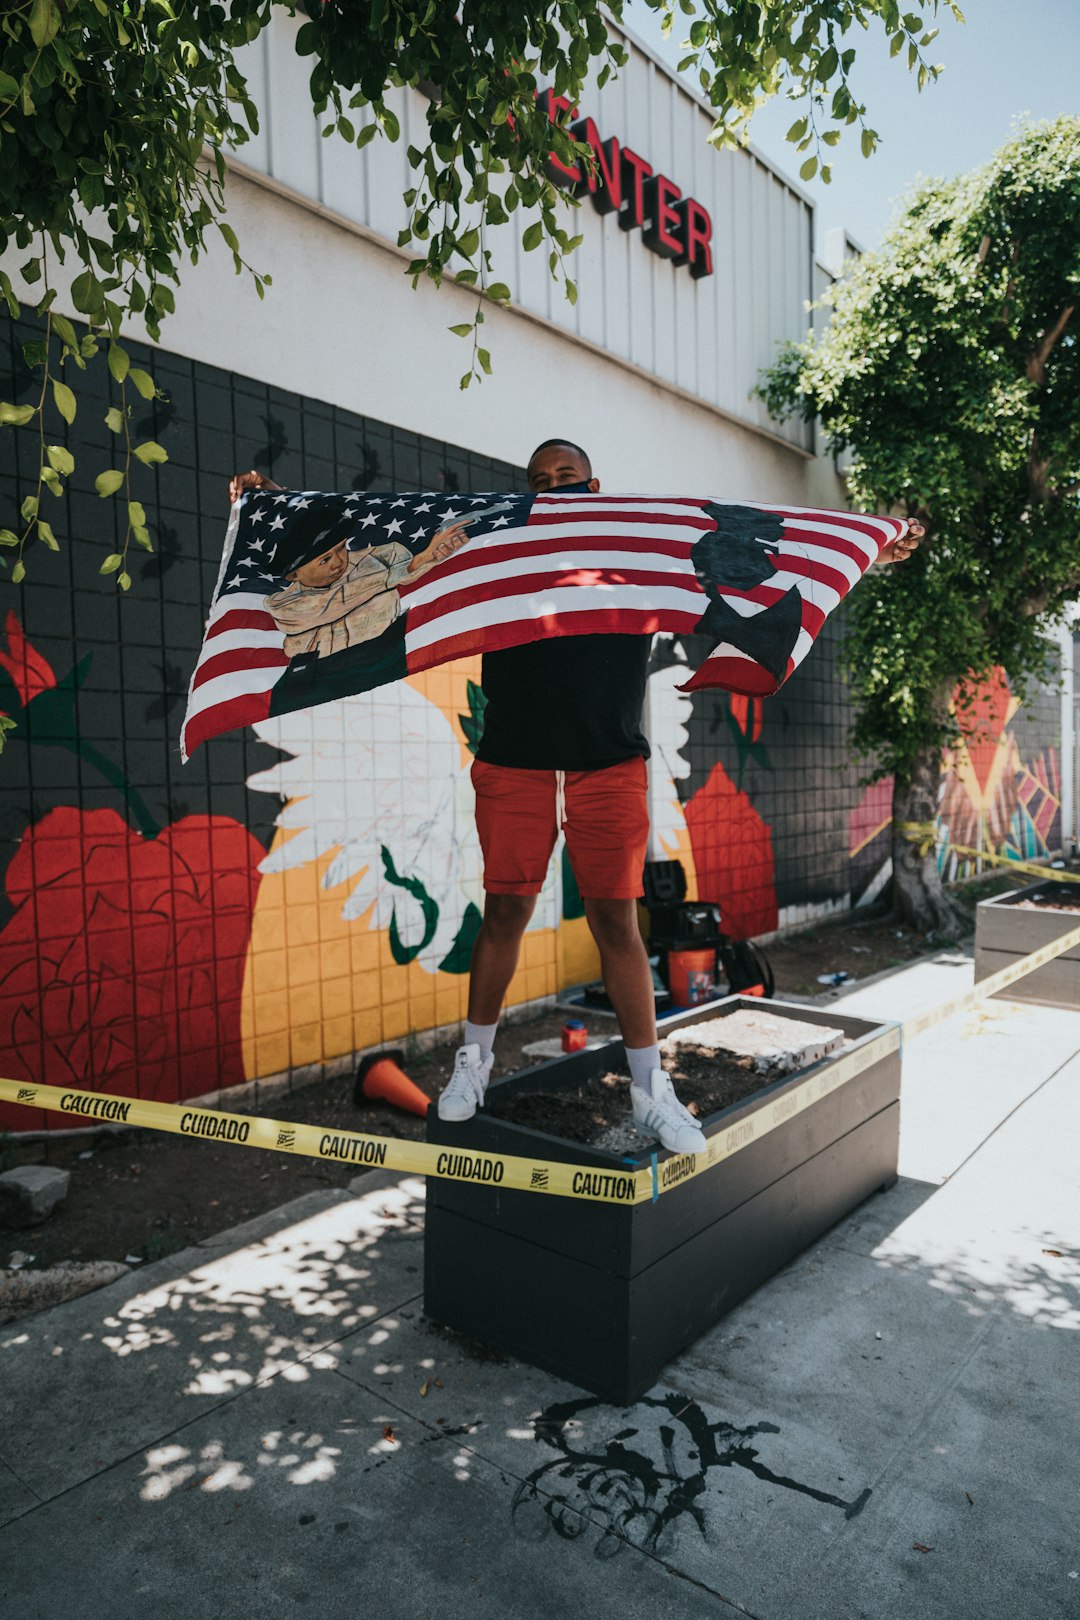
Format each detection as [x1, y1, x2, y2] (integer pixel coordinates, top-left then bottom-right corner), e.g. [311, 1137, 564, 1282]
[424, 996, 900, 1404]
[974, 880, 1080, 1010]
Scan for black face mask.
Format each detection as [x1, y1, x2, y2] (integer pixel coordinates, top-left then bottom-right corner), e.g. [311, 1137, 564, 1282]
[532, 479, 593, 494]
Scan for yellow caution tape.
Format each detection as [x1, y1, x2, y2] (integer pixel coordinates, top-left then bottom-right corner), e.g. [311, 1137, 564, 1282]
[897, 820, 939, 857]
[2, 913, 1079, 1202]
[901, 917, 1080, 1041]
[943, 843, 1080, 886]
[0, 1080, 653, 1206]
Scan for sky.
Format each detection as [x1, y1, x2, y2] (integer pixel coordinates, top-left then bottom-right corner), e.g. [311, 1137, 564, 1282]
[623, 0, 1080, 258]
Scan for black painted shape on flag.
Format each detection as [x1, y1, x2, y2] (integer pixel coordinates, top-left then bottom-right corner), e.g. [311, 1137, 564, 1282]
[692, 503, 803, 687]
[180, 489, 908, 760]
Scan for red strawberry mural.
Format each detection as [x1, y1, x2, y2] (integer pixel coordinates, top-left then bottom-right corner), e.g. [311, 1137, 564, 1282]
[684, 760, 778, 938]
[0, 616, 263, 1133]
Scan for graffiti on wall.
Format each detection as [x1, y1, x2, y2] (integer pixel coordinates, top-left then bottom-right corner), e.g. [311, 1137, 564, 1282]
[0, 616, 263, 1133]
[938, 665, 1061, 877]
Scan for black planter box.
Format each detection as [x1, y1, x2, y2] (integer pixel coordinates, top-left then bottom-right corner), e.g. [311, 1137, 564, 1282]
[424, 996, 900, 1404]
[974, 880, 1080, 1009]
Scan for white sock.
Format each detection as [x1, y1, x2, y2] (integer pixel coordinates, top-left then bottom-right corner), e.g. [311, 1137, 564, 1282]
[464, 1019, 498, 1060]
[626, 1044, 662, 1091]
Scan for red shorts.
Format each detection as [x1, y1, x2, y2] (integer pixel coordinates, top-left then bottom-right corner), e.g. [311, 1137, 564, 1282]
[471, 756, 649, 900]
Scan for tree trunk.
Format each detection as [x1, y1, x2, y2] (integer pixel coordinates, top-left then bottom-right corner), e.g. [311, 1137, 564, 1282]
[891, 744, 970, 939]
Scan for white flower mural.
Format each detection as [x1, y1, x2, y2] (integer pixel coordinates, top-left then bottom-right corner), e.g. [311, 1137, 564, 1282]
[245, 656, 692, 975]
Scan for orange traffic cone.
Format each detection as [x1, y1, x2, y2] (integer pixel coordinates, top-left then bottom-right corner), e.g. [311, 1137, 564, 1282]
[354, 1050, 430, 1116]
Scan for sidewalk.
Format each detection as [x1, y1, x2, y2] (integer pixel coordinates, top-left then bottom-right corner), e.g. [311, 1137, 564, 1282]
[2, 957, 1078, 1620]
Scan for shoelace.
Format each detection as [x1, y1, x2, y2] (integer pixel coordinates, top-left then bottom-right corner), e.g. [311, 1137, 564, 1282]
[446, 1055, 484, 1102]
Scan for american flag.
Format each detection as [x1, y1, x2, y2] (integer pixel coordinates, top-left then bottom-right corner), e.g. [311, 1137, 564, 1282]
[180, 488, 909, 760]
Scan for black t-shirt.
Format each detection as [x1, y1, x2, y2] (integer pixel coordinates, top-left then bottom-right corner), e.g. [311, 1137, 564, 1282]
[477, 634, 652, 771]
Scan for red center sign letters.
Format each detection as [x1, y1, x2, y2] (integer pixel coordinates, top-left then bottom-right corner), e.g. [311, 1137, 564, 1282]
[538, 89, 714, 280]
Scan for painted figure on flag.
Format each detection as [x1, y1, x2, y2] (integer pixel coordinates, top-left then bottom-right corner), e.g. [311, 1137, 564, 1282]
[182, 488, 915, 760]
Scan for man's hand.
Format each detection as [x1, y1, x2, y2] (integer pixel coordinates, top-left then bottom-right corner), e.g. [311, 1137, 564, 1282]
[228, 469, 284, 505]
[877, 518, 925, 564]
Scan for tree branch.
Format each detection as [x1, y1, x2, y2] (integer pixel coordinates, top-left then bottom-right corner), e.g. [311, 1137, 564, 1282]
[1027, 302, 1075, 384]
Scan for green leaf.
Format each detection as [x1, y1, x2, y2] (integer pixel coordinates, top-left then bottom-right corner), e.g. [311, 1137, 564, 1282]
[356, 122, 378, 149]
[861, 128, 877, 158]
[522, 221, 544, 252]
[477, 347, 492, 375]
[70, 269, 103, 315]
[29, 0, 60, 48]
[95, 469, 124, 497]
[107, 344, 129, 383]
[99, 553, 123, 574]
[118, 572, 132, 592]
[11, 560, 25, 586]
[20, 496, 38, 522]
[0, 530, 20, 548]
[36, 519, 59, 551]
[486, 283, 511, 302]
[52, 380, 76, 424]
[132, 440, 168, 465]
[0, 72, 20, 101]
[41, 467, 64, 498]
[800, 156, 819, 181]
[448, 323, 474, 337]
[128, 368, 156, 400]
[128, 500, 147, 528]
[0, 403, 35, 427]
[105, 406, 124, 433]
[218, 221, 240, 253]
[46, 444, 75, 476]
[53, 314, 79, 351]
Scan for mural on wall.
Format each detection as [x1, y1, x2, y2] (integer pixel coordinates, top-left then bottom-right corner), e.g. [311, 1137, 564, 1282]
[845, 664, 1063, 913]
[0, 615, 264, 1134]
[938, 665, 1061, 877]
[0, 318, 1064, 1130]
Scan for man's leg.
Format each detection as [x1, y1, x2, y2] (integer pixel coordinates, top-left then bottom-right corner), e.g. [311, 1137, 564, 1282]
[582, 897, 656, 1050]
[566, 761, 704, 1154]
[467, 892, 537, 1024]
[438, 763, 555, 1122]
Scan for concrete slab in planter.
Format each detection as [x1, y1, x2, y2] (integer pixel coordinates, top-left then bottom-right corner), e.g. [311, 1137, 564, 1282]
[424, 995, 900, 1404]
[974, 880, 1080, 1010]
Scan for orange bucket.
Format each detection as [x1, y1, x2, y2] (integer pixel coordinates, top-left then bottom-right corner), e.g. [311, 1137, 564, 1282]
[667, 948, 717, 1007]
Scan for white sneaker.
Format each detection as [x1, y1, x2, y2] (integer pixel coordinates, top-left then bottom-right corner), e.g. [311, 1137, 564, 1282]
[437, 1043, 494, 1122]
[630, 1069, 706, 1155]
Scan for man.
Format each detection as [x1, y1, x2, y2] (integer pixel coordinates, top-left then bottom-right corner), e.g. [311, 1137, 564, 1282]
[437, 438, 711, 1152]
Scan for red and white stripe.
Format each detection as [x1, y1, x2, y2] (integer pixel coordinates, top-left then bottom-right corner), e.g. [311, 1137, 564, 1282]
[180, 590, 289, 759]
[400, 494, 712, 670]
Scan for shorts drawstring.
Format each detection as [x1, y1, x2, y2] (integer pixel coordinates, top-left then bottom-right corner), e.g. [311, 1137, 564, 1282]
[554, 770, 567, 832]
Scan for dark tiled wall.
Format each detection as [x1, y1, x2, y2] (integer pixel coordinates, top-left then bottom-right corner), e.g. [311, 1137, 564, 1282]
[0, 316, 524, 911]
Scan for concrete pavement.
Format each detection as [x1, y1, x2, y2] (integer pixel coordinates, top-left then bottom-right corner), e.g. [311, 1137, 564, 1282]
[2, 955, 1079, 1619]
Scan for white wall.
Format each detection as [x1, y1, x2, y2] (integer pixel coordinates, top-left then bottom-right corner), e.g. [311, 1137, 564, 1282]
[230, 10, 818, 455]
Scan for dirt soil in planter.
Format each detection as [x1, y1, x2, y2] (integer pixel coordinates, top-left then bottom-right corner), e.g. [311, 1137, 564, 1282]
[1010, 885, 1080, 912]
[486, 1042, 784, 1150]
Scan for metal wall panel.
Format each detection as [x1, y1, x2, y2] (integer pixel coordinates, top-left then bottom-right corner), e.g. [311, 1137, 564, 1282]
[233, 15, 816, 451]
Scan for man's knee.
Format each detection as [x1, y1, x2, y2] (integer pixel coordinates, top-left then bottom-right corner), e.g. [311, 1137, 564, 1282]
[584, 897, 644, 952]
[481, 892, 537, 941]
